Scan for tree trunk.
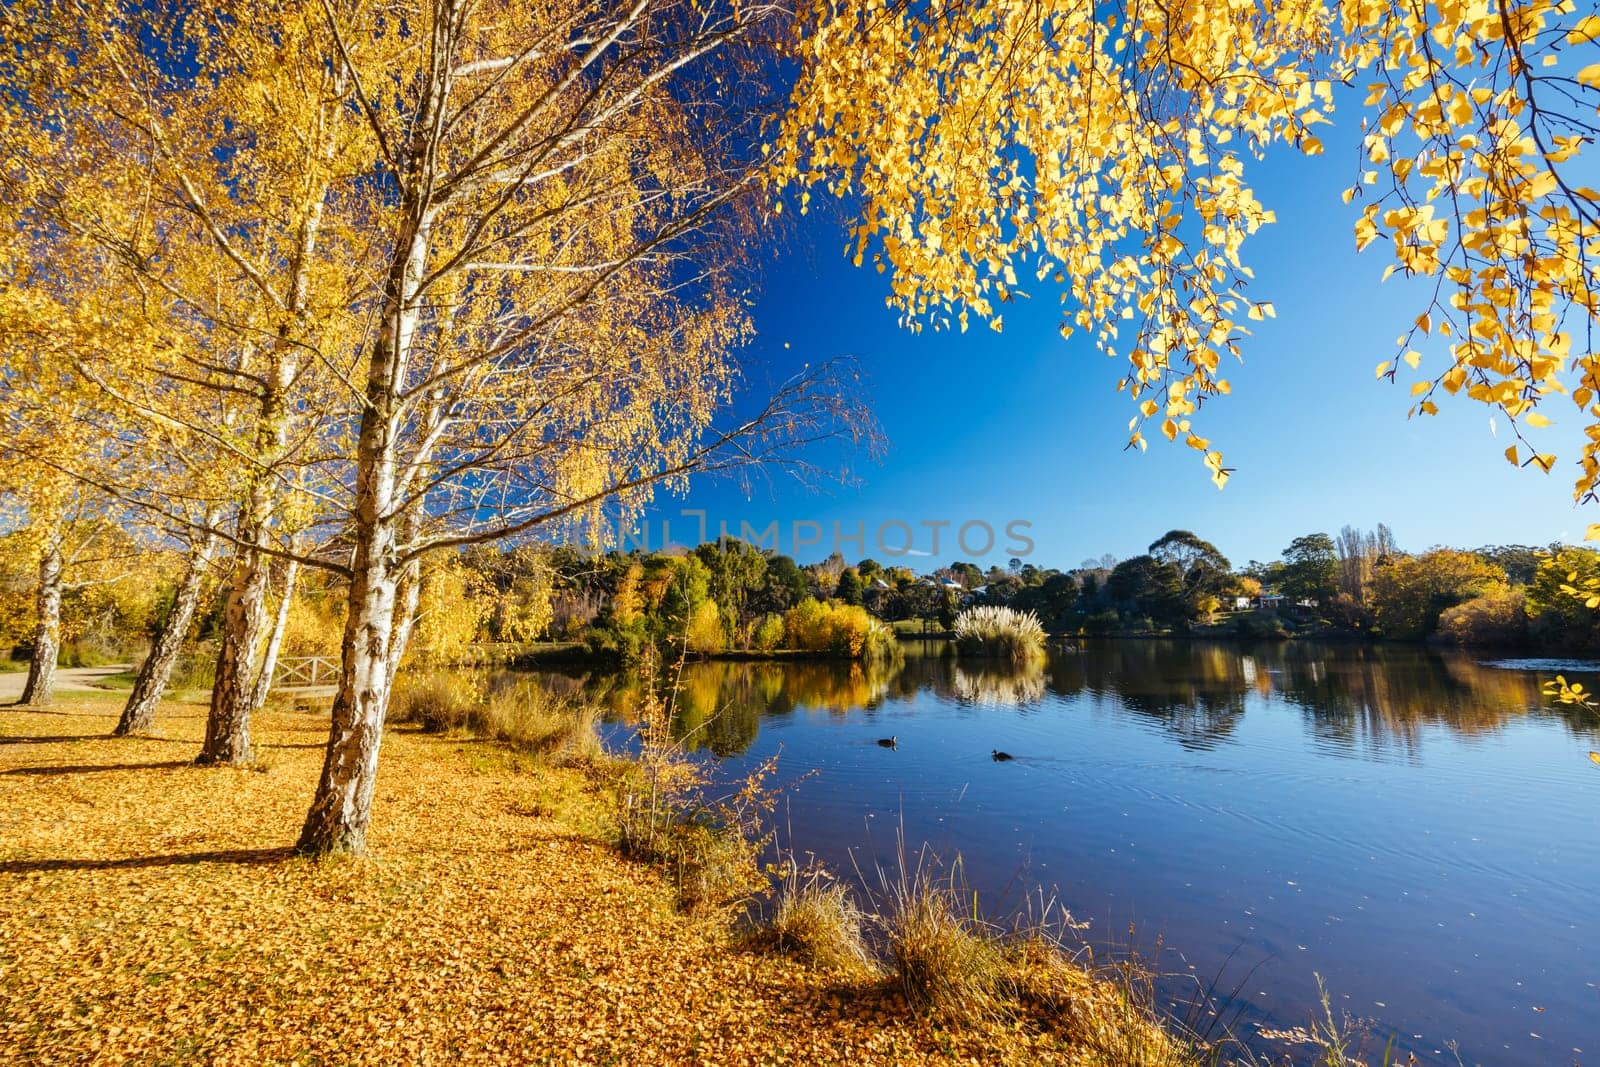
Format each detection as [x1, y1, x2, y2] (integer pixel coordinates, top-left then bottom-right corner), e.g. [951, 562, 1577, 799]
[248, 556, 300, 714]
[115, 530, 219, 736]
[296, 511, 400, 855]
[198, 344, 295, 765]
[298, 194, 432, 854]
[198, 544, 269, 765]
[18, 542, 63, 706]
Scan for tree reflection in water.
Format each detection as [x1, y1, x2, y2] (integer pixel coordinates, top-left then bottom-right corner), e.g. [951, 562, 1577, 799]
[490, 640, 1598, 758]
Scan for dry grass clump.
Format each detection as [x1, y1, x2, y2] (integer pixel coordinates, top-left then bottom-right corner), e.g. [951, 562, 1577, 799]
[877, 850, 1011, 1024]
[766, 863, 875, 975]
[391, 674, 603, 765]
[846, 844, 1208, 1065]
[887, 876, 1010, 1023]
[953, 605, 1046, 664]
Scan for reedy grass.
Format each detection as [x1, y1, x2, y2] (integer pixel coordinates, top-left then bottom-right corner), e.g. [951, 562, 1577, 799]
[953, 605, 1047, 664]
[763, 860, 876, 975]
[614, 657, 779, 916]
[880, 854, 1011, 1023]
[391, 674, 604, 765]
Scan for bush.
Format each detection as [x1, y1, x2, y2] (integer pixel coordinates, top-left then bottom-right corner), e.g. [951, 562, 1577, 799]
[752, 613, 785, 652]
[1438, 589, 1528, 647]
[584, 619, 649, 664]
[953, 605, 1045, 664]
[1081, 609, 1121, 635]
[782, 598, 896, 659]
[1234, 611, 1289, 639]
[56, 637, 127, 668]
[684, 599, 726, 655]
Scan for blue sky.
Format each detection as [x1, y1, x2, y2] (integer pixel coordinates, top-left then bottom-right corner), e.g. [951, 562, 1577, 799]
[641, 106, 1594, 572]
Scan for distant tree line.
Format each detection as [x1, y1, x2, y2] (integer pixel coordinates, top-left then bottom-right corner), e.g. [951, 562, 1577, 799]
[11, 527, 1598, 679]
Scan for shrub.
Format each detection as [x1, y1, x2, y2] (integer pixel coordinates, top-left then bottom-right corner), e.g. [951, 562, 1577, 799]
[1235, 611, 1290, 640]
[584, 619, 649, 664]
[1438, 589, 1528, 648]
[684, 599, 726, 655]
[752, 613, 785, 652]
[1082, 609, 1121, 635]
[953, 605, 1045, 664]
[169, 642, 219, 691]
[782, 598, 896, 659]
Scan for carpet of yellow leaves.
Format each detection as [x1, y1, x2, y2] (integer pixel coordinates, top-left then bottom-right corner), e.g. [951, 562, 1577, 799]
[1, 693, 1134, 1065]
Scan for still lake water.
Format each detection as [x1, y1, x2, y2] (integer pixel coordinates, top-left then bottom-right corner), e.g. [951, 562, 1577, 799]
[508, 640, 1599, 1065]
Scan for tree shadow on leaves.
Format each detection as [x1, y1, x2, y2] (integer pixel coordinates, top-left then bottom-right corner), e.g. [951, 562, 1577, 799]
[0, 732, 192, 746]
[2, 760, 194, 776]
[0, 847, 295, 875]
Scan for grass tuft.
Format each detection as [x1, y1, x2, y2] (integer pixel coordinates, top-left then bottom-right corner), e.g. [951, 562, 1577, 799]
[766, 862, 875, 975]
[953, 605, 1047, 664]
[878, 849, 1010, 1023]
[391, 674, 604, 765]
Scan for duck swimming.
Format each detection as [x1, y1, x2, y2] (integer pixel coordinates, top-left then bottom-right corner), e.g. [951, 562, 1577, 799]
[876, 736, 898, 748]
[991, 749, 1014, 761]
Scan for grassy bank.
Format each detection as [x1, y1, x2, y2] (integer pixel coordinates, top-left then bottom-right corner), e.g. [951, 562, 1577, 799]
[0, 688, 1377, 1065]
[0, 691, 1177, 1065]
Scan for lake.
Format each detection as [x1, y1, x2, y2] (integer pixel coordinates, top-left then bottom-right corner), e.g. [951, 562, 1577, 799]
[505, 640, 1600, 1065]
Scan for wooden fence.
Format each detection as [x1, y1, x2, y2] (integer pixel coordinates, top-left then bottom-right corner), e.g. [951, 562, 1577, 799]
[272, 656, 340, 689]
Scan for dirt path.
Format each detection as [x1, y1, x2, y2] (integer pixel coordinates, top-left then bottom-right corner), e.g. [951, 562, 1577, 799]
[0, 663, 131, 702]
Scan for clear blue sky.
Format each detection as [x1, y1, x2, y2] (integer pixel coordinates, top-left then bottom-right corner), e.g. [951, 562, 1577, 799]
[638, 109, 1594, 572]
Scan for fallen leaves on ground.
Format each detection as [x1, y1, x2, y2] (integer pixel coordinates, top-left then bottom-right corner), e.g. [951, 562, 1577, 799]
[1, 694, 1114, 1065]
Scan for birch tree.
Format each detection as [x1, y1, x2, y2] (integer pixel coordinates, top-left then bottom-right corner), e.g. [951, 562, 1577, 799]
[290, 0, 862, 856]
[8, 0, 376, 762]
[0, 236, 150, 705]
[7, 0, 861, 851]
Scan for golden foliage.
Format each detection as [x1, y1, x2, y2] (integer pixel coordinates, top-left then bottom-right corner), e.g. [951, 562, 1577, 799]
[685, 599, 729, 655]
[784, 597, 895, 658]
[778, 0, 1600, 501]
[409, 557, 494, 664]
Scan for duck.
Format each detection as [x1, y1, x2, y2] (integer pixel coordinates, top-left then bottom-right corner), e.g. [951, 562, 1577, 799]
[991, 749, 1014, 762]
[876, 736, 898, 748]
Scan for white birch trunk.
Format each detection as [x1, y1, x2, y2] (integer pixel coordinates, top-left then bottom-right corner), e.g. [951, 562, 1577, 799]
[298, 201, 432, 854]
[19, 542, 63, 707]
[248, 556, 301, 714]
[116, 529, 219, 735]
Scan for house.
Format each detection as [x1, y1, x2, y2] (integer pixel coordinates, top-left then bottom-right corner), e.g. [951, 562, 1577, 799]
[1256, 593, 1285, 610]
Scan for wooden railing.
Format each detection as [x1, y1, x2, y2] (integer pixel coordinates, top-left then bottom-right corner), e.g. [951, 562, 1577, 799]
[272, 656, 340, 689]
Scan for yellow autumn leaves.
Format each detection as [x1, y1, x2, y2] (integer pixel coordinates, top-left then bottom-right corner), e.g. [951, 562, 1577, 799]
[777, 0, 1599, 504]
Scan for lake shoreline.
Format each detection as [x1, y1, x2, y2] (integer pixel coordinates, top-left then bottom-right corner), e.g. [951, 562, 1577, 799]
[500, 626, 1557, 674]
[1, 691, 1209, 1066]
